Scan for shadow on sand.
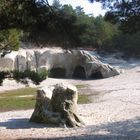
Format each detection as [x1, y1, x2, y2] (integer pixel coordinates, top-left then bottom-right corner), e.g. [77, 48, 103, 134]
[0, 118, 57, 129]
[0, 117, 139, 140]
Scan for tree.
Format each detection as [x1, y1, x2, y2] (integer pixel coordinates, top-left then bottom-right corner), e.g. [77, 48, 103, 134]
[52, 0, 62, 9]
[89, 0, 140, 33]
[1, 0, 137, 53]
[75, 6, 85, 15]
[93, 16, 116, 48]
[0, 29, 20, 52]
[0, 0, 52, 50]
[0, 0, 50, 29]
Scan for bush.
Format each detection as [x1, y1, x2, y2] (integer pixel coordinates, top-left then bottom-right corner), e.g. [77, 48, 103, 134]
[13, 70, 26, 82]
[28, 70, 48, 85]
[0, 71, 11, 86]
[0, 72, 5, 86]
[13, 70, 48, 85]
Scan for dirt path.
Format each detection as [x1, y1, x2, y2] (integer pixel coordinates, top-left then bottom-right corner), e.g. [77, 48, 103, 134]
[0, 58, 140, 140]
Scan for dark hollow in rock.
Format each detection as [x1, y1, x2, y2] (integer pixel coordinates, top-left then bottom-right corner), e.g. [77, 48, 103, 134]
[90, 71, 103, 79]
[49, 67, 66, 78]
[72, 66, 86, 79]
[30, 83, 84, 127]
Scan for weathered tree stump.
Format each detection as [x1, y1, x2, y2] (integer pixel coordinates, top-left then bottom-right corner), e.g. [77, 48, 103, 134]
[30, 83, 84, 127]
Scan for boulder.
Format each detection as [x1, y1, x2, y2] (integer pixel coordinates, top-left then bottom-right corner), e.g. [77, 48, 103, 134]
[0, 48, 120, 79]
[16, 54, 26, 71]
[30, 83, 84, 127]
[0, 51, 18, 71]
[15, 50, 37, 71]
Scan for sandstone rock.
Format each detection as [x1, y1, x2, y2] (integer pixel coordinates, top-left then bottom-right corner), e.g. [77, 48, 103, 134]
[16, 51, 27, 71]
[26, 50, 36, 71]
[30, 83, 84, 127]
[0, 51, 18, 71]
[0, 48, 120, 79]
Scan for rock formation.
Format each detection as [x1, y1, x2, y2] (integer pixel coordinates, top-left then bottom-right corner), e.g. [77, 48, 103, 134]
[30, 83, 84, 127]
[0, 48, 120, 79]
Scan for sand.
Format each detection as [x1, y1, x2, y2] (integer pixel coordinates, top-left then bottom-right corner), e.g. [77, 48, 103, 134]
[0, 55, 140, 140]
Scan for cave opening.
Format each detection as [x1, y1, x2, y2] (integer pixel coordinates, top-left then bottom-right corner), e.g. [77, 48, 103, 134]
[72, 66, 86, 79]
[90, 71, 103, 79]
[49, 67, 66, 78]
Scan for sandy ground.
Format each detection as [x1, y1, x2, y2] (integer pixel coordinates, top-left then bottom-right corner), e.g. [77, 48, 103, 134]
[0, 55, 140, 140]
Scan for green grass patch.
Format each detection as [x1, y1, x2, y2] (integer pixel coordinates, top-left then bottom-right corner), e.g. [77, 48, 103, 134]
[0, 87, 37, 97]
[78, 94, 91, 104]
[76, 84, 91, 104]
[0, 97, 36, 112]
[0, 88, 37, 112]
[75, 84, 88, 89]
[0, 87, 90, 112]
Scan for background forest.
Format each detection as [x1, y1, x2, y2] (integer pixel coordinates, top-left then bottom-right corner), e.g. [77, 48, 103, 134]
[0, 0, 140, 56]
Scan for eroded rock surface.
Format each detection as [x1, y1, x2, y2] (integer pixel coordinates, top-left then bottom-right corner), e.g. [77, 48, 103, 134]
[30, 83, 84, 127]
[0, 48, 120, 79]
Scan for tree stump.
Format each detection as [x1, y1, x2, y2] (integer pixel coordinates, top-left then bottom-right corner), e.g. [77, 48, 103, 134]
[30, 83, 84, 127]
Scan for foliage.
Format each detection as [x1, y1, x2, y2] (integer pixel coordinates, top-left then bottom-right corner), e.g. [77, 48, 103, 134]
[0, 71, 10, 85]
[0, 28, 20, 51]
[100, 28, 140, 55]
[0, 71, 12, 85]
[0, 0, 139, 55]
[112, 32, 140, 56]
[0, 69, 47, 86]
[89, 0, 140, 33]
[0, 0, 116, 48]
[13, 70, 48, 85]
[29, 70, 48, 85]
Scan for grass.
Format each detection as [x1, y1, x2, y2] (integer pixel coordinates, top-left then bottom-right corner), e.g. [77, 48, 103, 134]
[0, 97, 36, 112]
[75, 84, 88, 89]
[0, 87, 37, 97]
[0, 88, 37, 112]
[76, 84, 91, 104]
[0, 87, 91, 112]
[78, 94, 91, 104]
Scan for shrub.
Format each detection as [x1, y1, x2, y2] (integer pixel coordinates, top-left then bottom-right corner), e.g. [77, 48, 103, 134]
[0, 71, 11, 86]
[28, 70, 48, 85]
[0, 72, 5, 86]
[13, 70, 26, 82]
[13, 70, 48, 85]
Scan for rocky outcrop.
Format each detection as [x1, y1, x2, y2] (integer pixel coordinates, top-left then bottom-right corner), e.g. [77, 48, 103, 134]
[0, 51, 18, 71]
[30, 83, 84, 127]
[0, 48, 120, 79]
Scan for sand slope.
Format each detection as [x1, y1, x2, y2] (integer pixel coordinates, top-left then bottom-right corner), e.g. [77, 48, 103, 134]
[0, 56, 140, 140]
